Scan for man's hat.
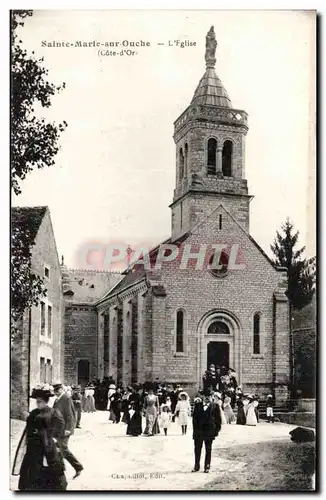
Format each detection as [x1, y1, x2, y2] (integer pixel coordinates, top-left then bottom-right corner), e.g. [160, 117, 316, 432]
[72, 385, 81, 391]
[53, 382, 63, 391]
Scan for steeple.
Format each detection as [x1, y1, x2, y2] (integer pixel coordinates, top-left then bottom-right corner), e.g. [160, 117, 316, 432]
[191, 26, 232, 108]
[170, 27, 252, 240]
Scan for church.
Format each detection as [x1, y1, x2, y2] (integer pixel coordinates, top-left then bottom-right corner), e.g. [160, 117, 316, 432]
[62, 27, 290, 403]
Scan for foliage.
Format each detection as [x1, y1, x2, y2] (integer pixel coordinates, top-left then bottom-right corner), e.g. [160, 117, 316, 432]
[11, 11, 66, 337]
[11, 210, 47, 339]
[271, 219, 315, 310]
[11, 10, 67, 195]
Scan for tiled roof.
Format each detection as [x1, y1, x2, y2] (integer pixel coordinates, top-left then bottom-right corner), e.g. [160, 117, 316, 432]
[99, 266, 146, 302]
[64, 269, 122, 304]
[191, 68, 232, 108]
[11, 206, 47, 243]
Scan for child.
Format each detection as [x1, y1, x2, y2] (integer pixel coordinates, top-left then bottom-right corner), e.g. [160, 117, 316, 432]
[266, 394, 274, 423]
[160, 404, 171, 436]
[175, 392, 191, 435]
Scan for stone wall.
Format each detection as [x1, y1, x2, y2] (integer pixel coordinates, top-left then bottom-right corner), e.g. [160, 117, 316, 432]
[64, 305, 98, 385]
[11, 210, 63, 418]
[149, 205, 289, 399]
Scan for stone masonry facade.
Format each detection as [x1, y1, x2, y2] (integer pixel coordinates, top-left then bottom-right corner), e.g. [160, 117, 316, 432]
[11, 208, 64, 418]
[12, 30, 290, 407]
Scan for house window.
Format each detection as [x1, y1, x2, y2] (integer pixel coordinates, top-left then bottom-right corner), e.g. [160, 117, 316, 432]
[207, 138, 217, 174]
[208, 250, 229, 278]
[219, 214, 222, 230]
[48, 305, 52, 338]
[44, 266, 50, 279]
[184, 143, 188, 176]
[40, 357, 46, 383]
[180, 202, 183, 230]
[176, 310, 184, 353]
[222, 140, 233, 177]
[46, 359, 52, 383]
[40, 302, 45, 336]
[253, 313, 260, 354]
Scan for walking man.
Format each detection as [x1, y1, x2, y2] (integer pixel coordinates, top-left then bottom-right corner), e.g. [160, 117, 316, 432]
[72, 385, 82, 429]
[192, 393, 221, 473]
[53, 382, 84, 479]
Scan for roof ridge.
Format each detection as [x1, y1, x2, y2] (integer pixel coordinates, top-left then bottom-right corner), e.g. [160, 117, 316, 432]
[68, 268, 121, 274]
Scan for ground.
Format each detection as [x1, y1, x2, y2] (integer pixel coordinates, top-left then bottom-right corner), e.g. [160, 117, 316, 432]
[10, 412, 315, 491]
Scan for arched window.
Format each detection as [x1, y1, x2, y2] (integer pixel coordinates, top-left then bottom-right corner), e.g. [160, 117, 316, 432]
[176, 310, 184, 353]
[222, 140, 233, 177]
[184, 143, 188, 176]
[179, 147, 185, 179]
[207, 138, 217, 175]
[253, 313, 260, 354]
[208, 321, 230, 335]
[208, 250, 229, 278]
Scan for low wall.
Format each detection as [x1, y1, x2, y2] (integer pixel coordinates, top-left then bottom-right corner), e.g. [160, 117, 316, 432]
[276, 412, 315, 428]
[298, 399, 315, 413]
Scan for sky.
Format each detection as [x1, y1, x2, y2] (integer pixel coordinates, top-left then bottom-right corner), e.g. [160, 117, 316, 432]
[12, 9, 316, 269]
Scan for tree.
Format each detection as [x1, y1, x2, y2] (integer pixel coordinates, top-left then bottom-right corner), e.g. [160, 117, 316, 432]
[11, 10, 67, 337]
[11, 210, 47, 339]
[270, 218, 315, 310]
[11, 10, 67, 194]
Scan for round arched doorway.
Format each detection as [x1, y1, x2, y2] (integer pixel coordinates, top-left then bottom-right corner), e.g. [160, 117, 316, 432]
[197, 311, 241, 388]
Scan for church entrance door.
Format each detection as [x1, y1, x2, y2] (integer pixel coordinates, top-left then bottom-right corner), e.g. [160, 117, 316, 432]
[77, 359, 90, 386]
[207, 341, 229, 370]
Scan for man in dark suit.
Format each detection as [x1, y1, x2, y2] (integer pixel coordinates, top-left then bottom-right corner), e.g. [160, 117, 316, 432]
[192, 393, 222, 473]
[53, 383, 84, 478]
[71, 385, 83, 429]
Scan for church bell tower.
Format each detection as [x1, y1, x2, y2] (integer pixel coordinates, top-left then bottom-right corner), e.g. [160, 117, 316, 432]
[170, 26, 252, 240]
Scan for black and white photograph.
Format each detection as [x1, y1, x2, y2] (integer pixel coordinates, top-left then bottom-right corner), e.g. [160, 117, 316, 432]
[9, 9, 316, 492]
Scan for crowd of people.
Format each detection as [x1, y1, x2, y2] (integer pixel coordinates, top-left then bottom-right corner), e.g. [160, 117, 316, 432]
[12, 371, 275, 491]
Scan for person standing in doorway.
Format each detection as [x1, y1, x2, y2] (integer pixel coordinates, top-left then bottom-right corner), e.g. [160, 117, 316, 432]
[52, 383, 83, 479]
[192, 393, 222, 473]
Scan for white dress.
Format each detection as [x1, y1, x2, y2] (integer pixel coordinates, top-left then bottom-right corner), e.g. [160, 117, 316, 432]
[217, 399, 227, 424]
[246, 401, 258, 426]
[175, 400, 191, 426]
[107, 389, 116, 410]
[159, 411, 171, 429]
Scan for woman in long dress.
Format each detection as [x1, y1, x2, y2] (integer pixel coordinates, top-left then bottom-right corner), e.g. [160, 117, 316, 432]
[223, 395, 235, 424]
[236, 395, 246, 425]
[126, 396, 142, 436]
[88, 385, 96, 412]
[175, 392, 191, 435]
[121, 387, 132, 424]
[214, 392, 227, 425]
[143, 388, 160, 436]
[107, 384, 116, 413]
[246, 396, 258, 426]
[12, 385, 67, 491]
[109, 388, 122, 423]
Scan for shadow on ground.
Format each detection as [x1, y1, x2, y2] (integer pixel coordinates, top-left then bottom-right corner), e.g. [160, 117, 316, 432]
[200, 439, 315, 491]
